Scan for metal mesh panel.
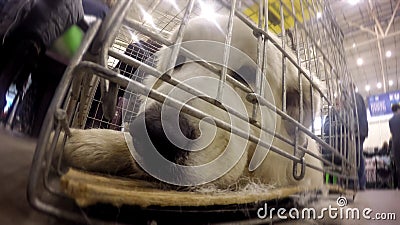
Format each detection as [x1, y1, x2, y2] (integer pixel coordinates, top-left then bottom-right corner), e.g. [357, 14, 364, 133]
[28, 0, 360, 223]
[76, 0, 358, 181]
[84, 34, 161, 130]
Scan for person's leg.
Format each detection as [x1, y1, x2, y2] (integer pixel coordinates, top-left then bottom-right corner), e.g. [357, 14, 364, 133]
[395, 164, 399, 188]
[29, 56, 66, 137]
[0, 42, 18, 113]
[0, 38, 41, 114]
[398, 166, 400, 189]
[358, 153, 366, 189]
[357, 137, 367, 190]
[395, 154, 400, 189]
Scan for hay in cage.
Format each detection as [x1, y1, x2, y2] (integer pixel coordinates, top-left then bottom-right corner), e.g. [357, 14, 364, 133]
[61, 168, 335, 208]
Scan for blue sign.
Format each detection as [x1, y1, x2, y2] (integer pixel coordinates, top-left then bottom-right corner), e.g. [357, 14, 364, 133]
[368, 90, 400, 117]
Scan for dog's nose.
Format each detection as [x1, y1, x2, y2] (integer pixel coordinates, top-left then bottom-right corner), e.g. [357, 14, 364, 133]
[131, 103, 197, 164]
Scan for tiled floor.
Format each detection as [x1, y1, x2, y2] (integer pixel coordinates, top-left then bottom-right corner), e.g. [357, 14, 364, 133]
[1, 127, 399, 225]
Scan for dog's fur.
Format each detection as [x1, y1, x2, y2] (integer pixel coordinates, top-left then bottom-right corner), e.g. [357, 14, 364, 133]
[62, 16, 324, 189]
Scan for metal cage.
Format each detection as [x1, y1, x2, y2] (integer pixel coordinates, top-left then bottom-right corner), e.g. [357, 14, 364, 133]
[28, 0, 360, 224]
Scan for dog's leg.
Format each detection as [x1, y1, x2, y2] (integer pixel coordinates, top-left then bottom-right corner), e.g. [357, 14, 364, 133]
[62, 128, 143, 176]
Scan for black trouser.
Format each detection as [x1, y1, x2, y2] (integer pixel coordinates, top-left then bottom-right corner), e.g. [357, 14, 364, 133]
[356, 136, 366, 189]
[17, 55, 66, 137]
[394, 152, 400, 188]
[0, 38, 41, 113]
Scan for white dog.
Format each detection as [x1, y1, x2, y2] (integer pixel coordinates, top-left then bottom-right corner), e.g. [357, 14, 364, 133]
[62, 16, 324, 190]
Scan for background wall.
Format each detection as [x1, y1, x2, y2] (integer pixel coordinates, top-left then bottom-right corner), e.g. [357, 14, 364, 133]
[364, 112, 392, 151]
[313, 111, 393, 152]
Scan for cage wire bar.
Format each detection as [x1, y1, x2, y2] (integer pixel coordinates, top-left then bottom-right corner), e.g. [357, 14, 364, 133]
[28, 0, 360, 223]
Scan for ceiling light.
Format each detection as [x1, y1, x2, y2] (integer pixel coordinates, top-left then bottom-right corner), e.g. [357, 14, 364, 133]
[198, 0, 218, 21]
[386, 50, 392, 58]
[357, 58, 363, 66]
[130, 32, 139, 42]
[355, 87, 359, 93]
[377, 82, 382, 89]
[348, 0, 360, 5]
[316, 12, 322, 19]
[166, 0, 180, 11]
[352, 43, 356, 48]
[389, 80, 394, 86]
[139, 6, 158, 30]
[365, 85, 370, 91]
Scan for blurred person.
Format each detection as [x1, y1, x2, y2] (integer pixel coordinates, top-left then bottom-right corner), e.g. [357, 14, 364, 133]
[381, 141, 389, 155]
[10, 0, 109, 137]
[354, 92, 368, 190]
[0, 0, 84, 115]
[322, 90, 368, 190]
[389, 103, 400, 188]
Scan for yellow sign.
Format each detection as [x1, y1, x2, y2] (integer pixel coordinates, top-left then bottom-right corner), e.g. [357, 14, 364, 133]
[243, 0, 321, 34]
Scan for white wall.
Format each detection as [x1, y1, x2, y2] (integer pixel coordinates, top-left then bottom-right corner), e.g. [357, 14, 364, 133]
[312, 111, 393, 151]
[364, 111, 393, 150]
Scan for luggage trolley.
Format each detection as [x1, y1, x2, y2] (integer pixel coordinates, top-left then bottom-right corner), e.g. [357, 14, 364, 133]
[28, 0, 360, 224]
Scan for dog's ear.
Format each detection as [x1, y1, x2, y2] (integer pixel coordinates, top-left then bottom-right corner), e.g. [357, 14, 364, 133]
[284, 76, 324, 144]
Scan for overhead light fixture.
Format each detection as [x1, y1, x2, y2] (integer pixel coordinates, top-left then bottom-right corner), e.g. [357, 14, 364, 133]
[386, 50, 392, 58]
[348, 0, 360, 5]
[352, 43, 356, 48]
[166, 0, 180, 11]
[357, 58, 363, 66]
[128, 30, 139, 43]
[139, 6, 158, 30]
[377, 82, 382, 89]
[389, 80, 394, 86]
[365, 85, 370, 91]
[316, 12, 322, 19]
[198, 0, 218, 21]
[355, 87, 359, 93]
